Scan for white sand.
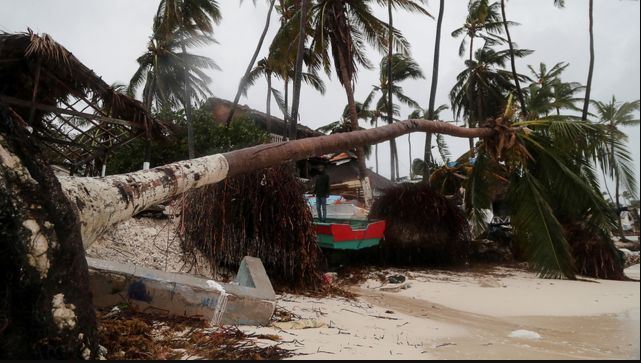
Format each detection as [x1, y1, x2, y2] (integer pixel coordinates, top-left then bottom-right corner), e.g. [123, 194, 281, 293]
[360, 266, 640, 317]
[248, 266, 640, 360]
[87, 217, 640, 359]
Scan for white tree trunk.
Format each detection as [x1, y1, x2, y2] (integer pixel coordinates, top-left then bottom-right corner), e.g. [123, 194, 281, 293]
[58, 119, 496, 247]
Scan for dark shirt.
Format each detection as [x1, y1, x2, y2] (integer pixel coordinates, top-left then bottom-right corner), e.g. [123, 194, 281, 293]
[314, 173, 330, 198]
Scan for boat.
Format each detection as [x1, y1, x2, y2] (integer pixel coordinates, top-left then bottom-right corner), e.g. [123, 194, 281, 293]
[306, 194, 386, 251]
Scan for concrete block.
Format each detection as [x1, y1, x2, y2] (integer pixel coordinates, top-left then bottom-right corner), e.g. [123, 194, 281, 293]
[87, 256, 276, 326]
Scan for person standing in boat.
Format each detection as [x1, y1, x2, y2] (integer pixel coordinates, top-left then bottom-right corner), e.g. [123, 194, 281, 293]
[314, 164, 330, 222]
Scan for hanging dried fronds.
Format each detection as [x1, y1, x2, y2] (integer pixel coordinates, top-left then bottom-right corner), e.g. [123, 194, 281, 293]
[369, 183, 471, 266]
[179, 165, 323, 289]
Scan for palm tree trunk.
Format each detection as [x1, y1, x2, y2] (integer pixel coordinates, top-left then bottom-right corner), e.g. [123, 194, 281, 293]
[408, 133, 412, 178]
[581, 0, 594, 121]
[390, 138, 397, 181]
[288, 0, 309, 141]
[468, 35, 475, 151]
[615, 170, 628, 241]
[283, 77, 289, 138]
[500, 0, 527, 117]
[57, 118, 495, 247]
[266, 72, 272, 135]
[226, 0, 277, 126]
[387, 0, 395, 181]
[181, 42, 195, 159]
[424, 0, 445, 182]
[0, 110, 99, 359]
[374, 118, 379, 174]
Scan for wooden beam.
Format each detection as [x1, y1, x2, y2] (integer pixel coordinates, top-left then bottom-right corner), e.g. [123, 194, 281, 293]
[0, 95, 137, 128]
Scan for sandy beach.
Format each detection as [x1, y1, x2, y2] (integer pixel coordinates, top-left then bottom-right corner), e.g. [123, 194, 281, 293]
[243, 266, 640, 360]
[88, 217, 640, 359]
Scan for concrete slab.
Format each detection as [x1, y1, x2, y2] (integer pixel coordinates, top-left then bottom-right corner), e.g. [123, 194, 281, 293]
[87, 256, 275, 326]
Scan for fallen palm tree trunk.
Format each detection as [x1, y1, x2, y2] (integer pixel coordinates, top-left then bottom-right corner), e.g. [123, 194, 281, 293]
[59, 119, 496, 247]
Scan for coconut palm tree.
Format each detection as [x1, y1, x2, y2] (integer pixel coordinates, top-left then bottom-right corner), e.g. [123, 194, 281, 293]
[551, 0, 594, 121]
[452, 0, 513, 150]
[582, 0, 595, 121]
[154, 0, 222, 159]
[241, 53, 326, 135]
[303, 0, 411, 202]
[524, 62, 584, 118]
[449, 45, 531, 150]
[226, 0, 278, 127]
[424, 0, 445, 181]
[288, 0, 309, 140]
[592, 96, 640, 240]
[128, 27, 219, 113]
[373, 0, 430, 178]
[364, 54, 424, 180]
[451, 0, 506, 62]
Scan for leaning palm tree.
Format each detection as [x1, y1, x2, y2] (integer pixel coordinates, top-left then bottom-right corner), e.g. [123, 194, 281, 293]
[499, 0, 527, 116]
[226, 0, 278, 127]
[364, 54, 424, 180]
[374, 0, 430, 178]
[154, 0, 222, 159]
[592, 96, 640, 240]
[551, 0, 594, 121]
[304, 0, 411, 203]
[424, 0, 445, 181]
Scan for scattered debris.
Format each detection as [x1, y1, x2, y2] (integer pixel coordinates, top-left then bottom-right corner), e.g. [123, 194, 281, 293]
[272, 319, 328, 330]
[379, 282, 412, 293]
[388, 275, 406, 284]
[508, 329, 542, 340]
[98, 308, 295, 360]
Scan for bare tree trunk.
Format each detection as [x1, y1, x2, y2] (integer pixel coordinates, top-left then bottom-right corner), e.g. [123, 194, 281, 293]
[288, 0, 309, 141]
[375, 117, 379, 174]
[581, 0, 594, 121]
[283, 77, 289, 138]
[226, 0, 277, 126]
[57, 118, 494, 248]
[336, 48, 369, 195]
[387, 0, 395, 181]
[390, 138, 396, 180]
[468, 35, 476, 151]
[424, 0, 445, 182]
[408, 133, 412, 178]
[501, 0, 527, 117]
[266, 72, 272, 135]
[181, 44, 194, 159]
[0, 107, 98, 359]
[615, 170, 628, 241]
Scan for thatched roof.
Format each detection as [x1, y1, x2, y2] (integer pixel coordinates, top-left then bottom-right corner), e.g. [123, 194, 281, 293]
[0, 30, 168, 175]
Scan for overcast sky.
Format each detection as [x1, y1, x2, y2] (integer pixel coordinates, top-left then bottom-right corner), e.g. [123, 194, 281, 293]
[1, 0, 639, 196]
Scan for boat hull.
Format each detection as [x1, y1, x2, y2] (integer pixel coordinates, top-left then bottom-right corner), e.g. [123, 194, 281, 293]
[314, 219, 386, 250]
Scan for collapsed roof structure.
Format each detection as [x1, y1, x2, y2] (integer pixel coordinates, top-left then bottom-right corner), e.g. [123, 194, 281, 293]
[0, 30, 168, 176]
